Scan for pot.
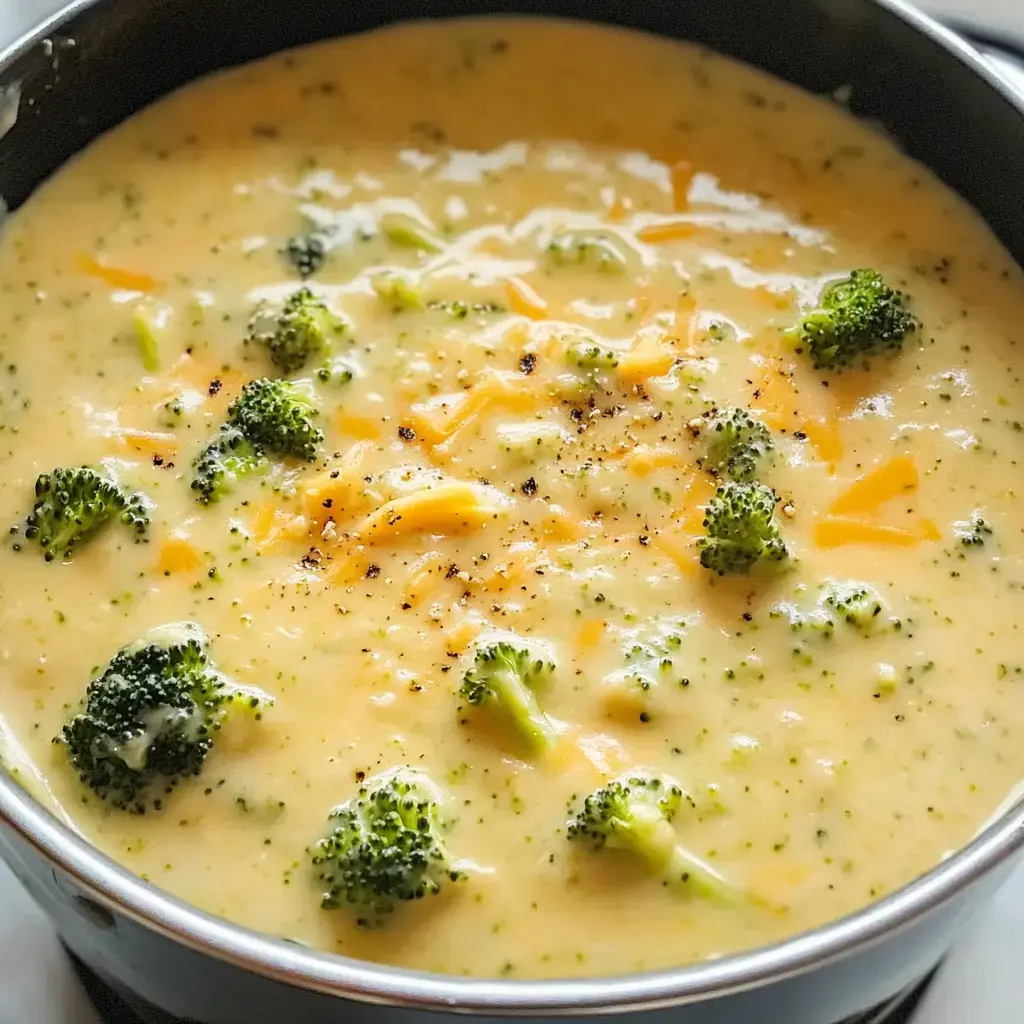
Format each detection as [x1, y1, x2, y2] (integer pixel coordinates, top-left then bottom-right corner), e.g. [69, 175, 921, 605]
[1, 2, 1024, 1022]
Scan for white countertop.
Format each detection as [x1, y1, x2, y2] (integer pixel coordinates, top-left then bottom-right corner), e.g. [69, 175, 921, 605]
[0, 2, 1022, 1021]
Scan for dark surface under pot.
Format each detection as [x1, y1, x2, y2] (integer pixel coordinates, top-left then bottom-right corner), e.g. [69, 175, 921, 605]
[69, 952, 942, 1024]
[3, 1, 1024, 1024]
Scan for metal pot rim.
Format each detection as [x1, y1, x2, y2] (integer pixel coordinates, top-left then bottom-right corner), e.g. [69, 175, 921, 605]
[2, 0, 1024, 1014]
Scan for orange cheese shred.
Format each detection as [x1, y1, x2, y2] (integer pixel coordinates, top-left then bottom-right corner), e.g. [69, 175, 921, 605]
[829, 455, 919, 516]
[623, 445, 687, 478]
[505, 277, 549, 320]
[352, 483, 505, 544]
[75, 252, 160, 293]
[636, 219, 698, 245]
[157, 537, 202, 575]
[116, 429, 179, 457]
[335, 413, 382, 440]
[813, 516, 940, 549]
[574, 618, 605, 654]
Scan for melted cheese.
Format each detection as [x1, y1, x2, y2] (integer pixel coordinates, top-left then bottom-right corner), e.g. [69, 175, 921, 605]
[1, 17, 1024, 980]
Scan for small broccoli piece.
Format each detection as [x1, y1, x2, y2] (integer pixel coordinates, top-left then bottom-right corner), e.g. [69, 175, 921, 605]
[370, 270, 424, 311]
[132, 307, 162, 372]
[246, 288, 347, 375]
[12, 467, 150, 562]
[545, 230, 629, 274]
[283, 232, 329, 278]
[702, 407, 774, 482]
[309, 767, 461, 926]
[567, 771, 738, 901]
[496, 421, 574, 464]
[379, 211, 445, 253]
[191, 426, 269, 505]
[228, 377, 323, 462]
[954, 509, 992, 548]
[316, 356, 355, 388]
[773, 579, 897, 642]
[794, 269, 918, 371]
[698, 481, 788, 576]
[59, 623, 263, 812]
[458, 636, 558, 752]
[602, 624, 686, 724]
[566, 339, 620, 371]
[821, 580, 885, 631]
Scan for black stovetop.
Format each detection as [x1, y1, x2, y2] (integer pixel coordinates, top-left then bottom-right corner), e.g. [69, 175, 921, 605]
[68, 949, 939, 1024]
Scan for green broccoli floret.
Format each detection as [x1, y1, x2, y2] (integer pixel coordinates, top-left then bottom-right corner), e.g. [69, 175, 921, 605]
[283, 232, 330, 278]
[954, 509, 992, 548]
[601, 623, 687, 724]
[316, 356, 356, 388]
[703, 407, 774, 482]
[821, 580, 886, 631]
[698, 481, 789, 576]
[545, 230, 629, 274]
[309, 767, 461, 926]
[567, 771, 738, 901]
[12, 467, 150, 562]
[228, 378, 323, 462]
[379, 211, 445, 253]
[370, 270, 424, 312]
[190, 426, 270, 505]
[246, 288, 347, 375]
[566, 339, 620, 371]
[793, 269, 918, 371]
[458, 636, 558, 752]
[59, 623, 264, 812]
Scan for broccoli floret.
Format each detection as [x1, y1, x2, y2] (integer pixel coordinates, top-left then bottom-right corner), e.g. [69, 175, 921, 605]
[545, 230, 629, 274]
[821, 580, 886, 631]
[601, 624, 686, 724]
[458, 636, 558, 752]
[567, 771, 738, 901]
[370, 270, 424, 312]
[190, 379, 323, 503]
[12, 467, 150, 562]
[228, 378, 323, 462]
[379, 211, 445, 253]
[283, 232, 329, 278]
[59, 623, 263, 812]
[316, 356, 355, 388]
[702, 407, 774, 482]
[566, 339, 620, 371]
[309, 767, 461, 926]
[698, 481, 789, 576]
[190, 426, 269, 505]
[954, 509, 992, 548]
[246, 288, 347, 375]
[773, 579, 898, 643]
[794, 269, 918, 371]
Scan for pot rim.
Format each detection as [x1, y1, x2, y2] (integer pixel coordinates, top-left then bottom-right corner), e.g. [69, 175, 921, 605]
[2, 0, 1024, 1014]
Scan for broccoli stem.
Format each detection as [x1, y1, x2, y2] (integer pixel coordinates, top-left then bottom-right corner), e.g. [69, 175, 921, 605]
[490, 666, 558, 751]
[616, 801, 739, 903]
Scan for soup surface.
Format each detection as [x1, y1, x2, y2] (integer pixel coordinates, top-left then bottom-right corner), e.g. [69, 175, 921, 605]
[1, 17, 1024, 980]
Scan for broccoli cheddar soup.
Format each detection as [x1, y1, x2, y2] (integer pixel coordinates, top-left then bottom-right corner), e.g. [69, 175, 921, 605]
[2, 16, 1024, 979]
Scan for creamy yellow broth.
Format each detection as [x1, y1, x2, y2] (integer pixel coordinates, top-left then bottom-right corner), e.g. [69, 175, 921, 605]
[1, 17, 1024, 979]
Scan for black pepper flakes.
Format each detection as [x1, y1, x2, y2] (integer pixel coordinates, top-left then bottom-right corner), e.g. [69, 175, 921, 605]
[208, 378, 223, 396]
[521, 477, 538, 497]
[519, 353, 537, 375]
[398, 425, 416, 441]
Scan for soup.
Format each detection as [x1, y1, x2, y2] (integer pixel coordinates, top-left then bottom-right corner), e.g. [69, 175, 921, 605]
[1, 17, 1023, 981]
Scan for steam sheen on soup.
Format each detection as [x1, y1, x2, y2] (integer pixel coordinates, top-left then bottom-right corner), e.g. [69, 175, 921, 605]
[1, 18, 1023, 980]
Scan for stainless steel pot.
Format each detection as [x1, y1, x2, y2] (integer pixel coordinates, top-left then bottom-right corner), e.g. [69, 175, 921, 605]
[2, 2, 1024, 1021]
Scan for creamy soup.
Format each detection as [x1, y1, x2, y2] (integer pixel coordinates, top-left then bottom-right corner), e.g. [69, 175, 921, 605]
[1, 16, 1023, 980]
